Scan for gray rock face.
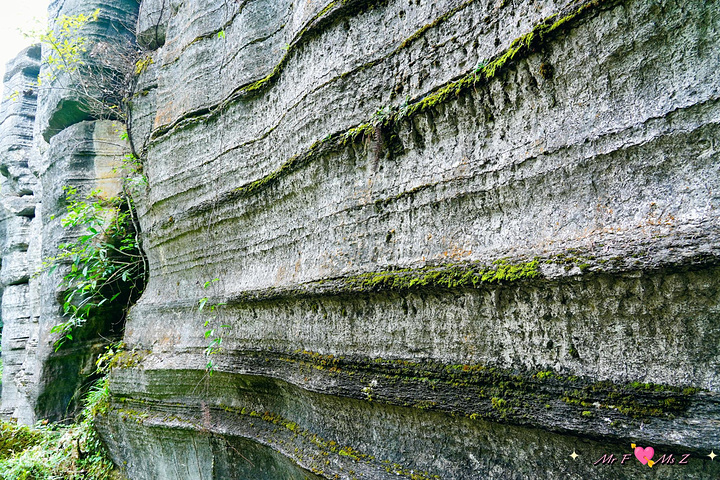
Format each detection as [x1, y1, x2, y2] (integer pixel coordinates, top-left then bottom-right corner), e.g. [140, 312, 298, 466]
[0, 45, 42, 420]
[101, 0, 720, 478]
[30, 119, 127, 421]
[136, 0, 170, 50]
[0, 1, 136, 422]
[1, 0, 719, 478]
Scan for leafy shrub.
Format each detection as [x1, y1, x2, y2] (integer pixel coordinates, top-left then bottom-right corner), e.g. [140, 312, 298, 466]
[46, 186, 144, 350]
[0, 376, 118, 479]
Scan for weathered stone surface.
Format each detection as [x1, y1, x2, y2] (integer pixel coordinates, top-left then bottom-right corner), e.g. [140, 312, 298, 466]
[0, 0, 138, 426]
[11, 208, 45, 423]
[126, 52, 158, 153]
[0, 45, 42, 421]
[134, 0, 720, 293]
[99, 364, 719, 480]
[28, 119, 127, 421]
[0, 0, 718, 477]
[104, 0, 720, 477]
[0, 285, 32, 416]
[0, 251, 31, 286]
[0, 43, 131, 424]
[0, 45, 40, 154]
[136, 0, 170, 50]
[0, 216, 32, 254]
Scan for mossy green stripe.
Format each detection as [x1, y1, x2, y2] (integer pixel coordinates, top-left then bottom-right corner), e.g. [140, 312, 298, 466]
[233, 0, 617, 197]
[150, 0, 619, 236]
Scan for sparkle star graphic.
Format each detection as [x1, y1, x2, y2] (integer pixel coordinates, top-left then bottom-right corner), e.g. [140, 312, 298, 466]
[570, 451, 579, 460]
[709, 451, 717, 461]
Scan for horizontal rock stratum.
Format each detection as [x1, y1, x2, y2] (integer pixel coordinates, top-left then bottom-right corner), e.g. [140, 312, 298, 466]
[1, 0, 718, 478]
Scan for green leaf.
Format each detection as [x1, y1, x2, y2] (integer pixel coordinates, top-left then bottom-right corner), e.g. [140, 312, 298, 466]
[198, 297, 210, 311]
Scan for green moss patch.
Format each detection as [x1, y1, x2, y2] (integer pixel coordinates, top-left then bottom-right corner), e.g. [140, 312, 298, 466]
[0, 379, 118, 479]
[342, 259, 541, 292]
[0, 423, 44, 460]
[276, 351, 702, 424]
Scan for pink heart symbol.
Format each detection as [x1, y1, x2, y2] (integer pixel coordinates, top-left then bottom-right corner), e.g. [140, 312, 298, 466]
[634, 446, 655, 465]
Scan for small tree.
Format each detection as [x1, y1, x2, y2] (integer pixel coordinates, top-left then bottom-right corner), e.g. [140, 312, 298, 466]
[29, 9, 146, 155]
[28, 10, 149, 349]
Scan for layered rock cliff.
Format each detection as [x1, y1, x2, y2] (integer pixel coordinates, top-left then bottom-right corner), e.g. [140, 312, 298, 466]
[0, 44, 42, 423]
[0, 0, 137, 424]
[1, 0, 719, 478]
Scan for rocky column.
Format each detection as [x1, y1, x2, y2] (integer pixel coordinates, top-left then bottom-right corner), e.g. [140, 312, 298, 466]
[0, 0, 140, 423]
[0, 45, 42, 421]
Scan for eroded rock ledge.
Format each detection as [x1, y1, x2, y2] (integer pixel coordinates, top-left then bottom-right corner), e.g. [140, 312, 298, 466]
[113, 0, 719, 477]
[1, 0, 718, 478]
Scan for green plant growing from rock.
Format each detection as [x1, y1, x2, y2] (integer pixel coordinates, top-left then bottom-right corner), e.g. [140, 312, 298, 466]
[46, 186, 145, 350]
[0, 351, 121, 479]
[115, 135, 148, 193]
[198, 278, 230, 376]
[27, 9, 145, 156]
[34, 10, 100, 82]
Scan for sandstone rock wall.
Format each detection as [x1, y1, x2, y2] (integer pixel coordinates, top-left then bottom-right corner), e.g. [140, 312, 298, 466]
[99, 0, 720, 478]
[0, 0, 138, 423]
[0, 0, 718, 478]
[0, 45, 42, 421]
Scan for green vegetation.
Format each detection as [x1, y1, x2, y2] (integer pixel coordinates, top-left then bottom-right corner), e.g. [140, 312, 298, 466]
[198, 279, 230, 375]
[32, 9, 100, 85]
[133, 55, 153, 76]
[344, 259, 541, 292]
[45, 186, 144, 351]
[26, 10, 143, 157]
[0, 346, 123, 478]
[535, 370, 554, 381]
[32, 12, 147, 354]
[0, 374, 118, 479]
